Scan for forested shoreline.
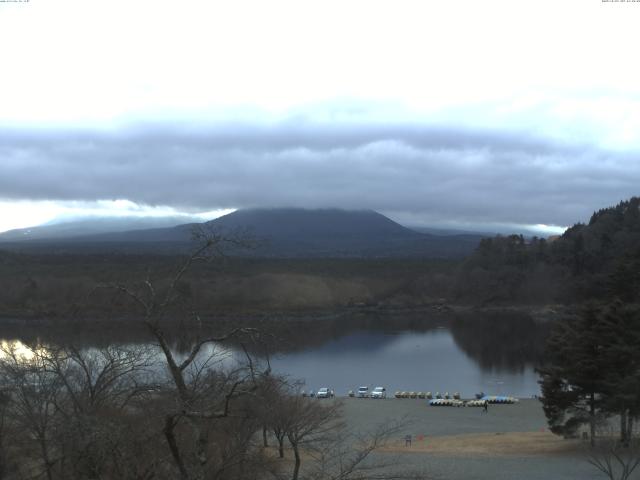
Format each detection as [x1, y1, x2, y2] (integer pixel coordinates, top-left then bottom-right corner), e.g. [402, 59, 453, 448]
[1, 197, 639, 478]
[2, 198, 639, 323]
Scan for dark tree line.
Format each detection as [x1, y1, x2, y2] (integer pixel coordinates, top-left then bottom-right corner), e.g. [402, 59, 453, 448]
[456, 197, 640, 305]
[529, 198, 640, 461]
[538, 302, 640, 447]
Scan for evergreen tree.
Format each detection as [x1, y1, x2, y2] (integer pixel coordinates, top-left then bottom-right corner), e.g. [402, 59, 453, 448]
[538, 306, 608, 445]
[539, 302, 640, 446]
[597, 302, 640, 446]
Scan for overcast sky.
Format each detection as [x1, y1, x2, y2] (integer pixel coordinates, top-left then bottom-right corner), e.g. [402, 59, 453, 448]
[1, 0, 639, 234]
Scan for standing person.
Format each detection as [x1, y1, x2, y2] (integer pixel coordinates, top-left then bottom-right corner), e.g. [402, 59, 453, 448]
[483, 400, 488, 413]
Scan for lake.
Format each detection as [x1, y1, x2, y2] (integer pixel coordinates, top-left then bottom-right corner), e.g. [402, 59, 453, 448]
[271, 327, 542, 398]
[0, 310, 549, 398]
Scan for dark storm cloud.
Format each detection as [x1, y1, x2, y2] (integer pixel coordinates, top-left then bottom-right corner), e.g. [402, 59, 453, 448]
[1, 123, 638, 227]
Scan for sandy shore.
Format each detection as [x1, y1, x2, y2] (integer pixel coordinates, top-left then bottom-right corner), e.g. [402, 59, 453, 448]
[338, 398, 601, 480]
[341, 397, 550, 437]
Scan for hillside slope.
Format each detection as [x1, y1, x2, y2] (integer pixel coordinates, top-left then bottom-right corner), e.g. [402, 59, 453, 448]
[0, 208, 485, 258]
[455, 197, 640, 304]
[0, 216, 199, 241]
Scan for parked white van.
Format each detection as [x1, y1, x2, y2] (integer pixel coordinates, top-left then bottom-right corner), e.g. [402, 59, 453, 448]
[316, 387, 334, 398]
[371, 386, 387, 399]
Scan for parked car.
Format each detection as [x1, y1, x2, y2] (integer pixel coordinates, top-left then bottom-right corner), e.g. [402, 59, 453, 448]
[316, 387, 334, 398]
[357, 386, 369, 398]
[371, 386, 387, 399]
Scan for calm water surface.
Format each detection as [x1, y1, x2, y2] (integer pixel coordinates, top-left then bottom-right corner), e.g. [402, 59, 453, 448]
[270, 328, 541, 398]
[0, 311, 547, 398]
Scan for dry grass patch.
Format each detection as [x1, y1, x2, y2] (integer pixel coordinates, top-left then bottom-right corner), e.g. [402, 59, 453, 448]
[383, 431, 583, 457]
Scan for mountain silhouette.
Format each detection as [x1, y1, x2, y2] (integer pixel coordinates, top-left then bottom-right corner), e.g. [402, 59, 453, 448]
[0, 208, 485, 258]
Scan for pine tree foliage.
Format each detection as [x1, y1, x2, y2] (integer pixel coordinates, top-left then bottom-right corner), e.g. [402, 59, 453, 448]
[458, 197, 640, 304]
[538, 303, 640, 444]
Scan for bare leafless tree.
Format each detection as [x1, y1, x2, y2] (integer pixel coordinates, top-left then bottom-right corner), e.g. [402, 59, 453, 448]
[305, 419, 426, 480]
[587, 425, 640, 480]
[41, 344, 153, 414]
[94, 228, 270, 480]
[262, 387, 424, 480]
[0, 341, 160, 480]
[588, 445, 640, 480]
[0, 228, 429, 480]
[281, 396, 344, 480]
[254, 375, 300, 458]
[0, 343, 63, 480]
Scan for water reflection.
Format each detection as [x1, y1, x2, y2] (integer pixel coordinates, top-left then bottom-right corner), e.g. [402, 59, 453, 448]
[0, 310, 549, 397]
[0, 340, 67, 364]
[0, 340, 38, 360]
[450, 311, 550, 372]
[271, 328, 542, 398]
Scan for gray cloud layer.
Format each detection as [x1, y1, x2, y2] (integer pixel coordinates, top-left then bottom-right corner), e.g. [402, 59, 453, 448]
[1, 123, 638, 227]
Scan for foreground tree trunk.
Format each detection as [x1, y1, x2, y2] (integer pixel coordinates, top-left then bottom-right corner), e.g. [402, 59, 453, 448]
[39, 438, 54, 480]
[590, 392, 596, 448]
[290, 441, 301, 480]
[621, 409, 629, 447]
[163, 415, 189, 480]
